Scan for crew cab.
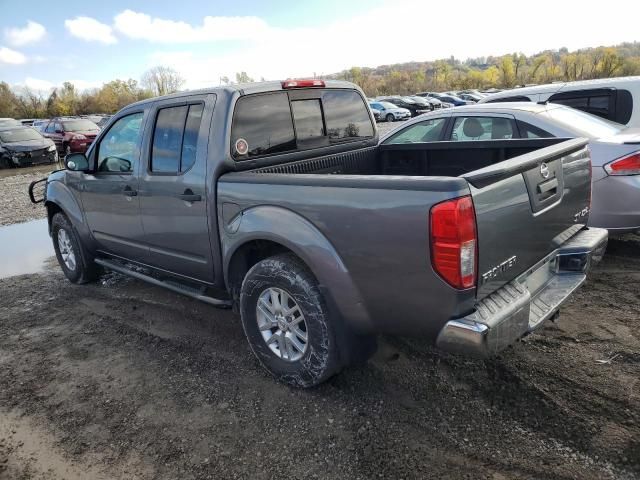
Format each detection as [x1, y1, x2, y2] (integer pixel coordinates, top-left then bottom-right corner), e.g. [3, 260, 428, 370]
[32, 80, 607, 387]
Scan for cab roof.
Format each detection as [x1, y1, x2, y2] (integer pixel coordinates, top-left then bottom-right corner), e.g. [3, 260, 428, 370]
[125, 79, 359, 110]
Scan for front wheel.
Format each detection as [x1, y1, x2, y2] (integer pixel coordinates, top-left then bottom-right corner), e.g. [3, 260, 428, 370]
[240, 253, 342, 388]
[385, 114, 395, 122]
[51, 213, 101, 284]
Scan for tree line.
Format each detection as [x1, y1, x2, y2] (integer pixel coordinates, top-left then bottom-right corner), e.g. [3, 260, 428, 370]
[0, 66, 187, 119]
[1, 42, 639, 119]
[333, 42, 640, 96]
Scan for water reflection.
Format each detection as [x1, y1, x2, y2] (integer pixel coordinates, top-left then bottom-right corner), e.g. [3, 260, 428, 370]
[0, 219, 55, 279]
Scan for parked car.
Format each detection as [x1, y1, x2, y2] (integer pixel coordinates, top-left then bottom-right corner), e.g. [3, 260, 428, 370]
[369, 101, 411, 121]
[458, 93, 483, 103]
[0, 126, 58, 168]
[405, 96, 434, 111]
[96, 115, 112, 129]
[433, 94, 473, 106]
[32, 119, 50, 132]
[42, 118, 100, 155]
[0, 118, 21, 128]
[378, 97, 431, 117]
[380, 102, 640, 233]
[33, 80, 605, 388]
[19, 119, 36, 126]
[479, 76, 640, 127]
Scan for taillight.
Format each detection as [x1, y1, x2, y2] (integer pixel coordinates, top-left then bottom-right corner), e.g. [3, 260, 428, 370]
[281, 79, 325, 89]
[604, 151, 640, 176]
[430, 195, 477, 289]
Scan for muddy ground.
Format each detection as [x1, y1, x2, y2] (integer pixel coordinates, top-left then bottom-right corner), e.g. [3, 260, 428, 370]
[1, 146, 639, 479]
[0, 236, 639, 480]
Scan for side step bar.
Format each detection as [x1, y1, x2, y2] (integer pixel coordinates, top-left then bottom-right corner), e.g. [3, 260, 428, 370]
[94, 258, 232, 308]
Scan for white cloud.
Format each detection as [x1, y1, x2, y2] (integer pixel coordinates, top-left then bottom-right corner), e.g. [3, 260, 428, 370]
[5, 21, 46, 46]
[65, 16, 117, 44]
[0, 46, 26, 65]
[24, 77, 54, 91]
[67, 79, 104, 91]
[143, 0, 640, 90]
[114, 9, 270, 43]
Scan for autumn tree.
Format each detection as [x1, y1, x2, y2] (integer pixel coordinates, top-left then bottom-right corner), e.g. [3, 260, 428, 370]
[141, 66, 185, 96]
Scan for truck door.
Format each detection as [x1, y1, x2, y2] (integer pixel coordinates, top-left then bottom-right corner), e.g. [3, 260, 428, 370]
[137, 94, 215, 283]
[79, 111, 148, 261]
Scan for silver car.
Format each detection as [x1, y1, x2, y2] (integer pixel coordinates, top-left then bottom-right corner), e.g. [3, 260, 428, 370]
[368, 101, 411, 122]
[380, 102, 640, 233]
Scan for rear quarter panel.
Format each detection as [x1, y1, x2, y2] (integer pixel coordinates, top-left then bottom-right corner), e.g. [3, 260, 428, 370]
[218, 174, 476, 337]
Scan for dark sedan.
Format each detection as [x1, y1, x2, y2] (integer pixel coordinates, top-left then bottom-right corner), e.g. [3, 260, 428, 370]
[378, 97, 430, 117]
[0, 126, 58, 168]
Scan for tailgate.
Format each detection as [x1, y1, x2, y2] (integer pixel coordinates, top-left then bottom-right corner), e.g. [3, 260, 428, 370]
[462, 138, 591, 298]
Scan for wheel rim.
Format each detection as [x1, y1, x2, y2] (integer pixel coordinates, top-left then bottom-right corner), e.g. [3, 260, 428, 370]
[256, 287, 308, 362]
[387, 115, 394, 122]
[57, 228, 77, 271]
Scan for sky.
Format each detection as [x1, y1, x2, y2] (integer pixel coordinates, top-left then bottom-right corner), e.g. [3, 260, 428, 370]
[1, 0, 639, 93]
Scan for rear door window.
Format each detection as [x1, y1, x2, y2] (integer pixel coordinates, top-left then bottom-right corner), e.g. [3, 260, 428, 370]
[516, 120, 553, 138]
[450, 116, 514, 141]
[384, 118, 447, 144]
[549, 89, 620, 122]
[151, 103, 204, 173]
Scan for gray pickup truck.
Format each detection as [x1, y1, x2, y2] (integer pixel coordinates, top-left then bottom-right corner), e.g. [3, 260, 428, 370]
[32, 79, 607, 387]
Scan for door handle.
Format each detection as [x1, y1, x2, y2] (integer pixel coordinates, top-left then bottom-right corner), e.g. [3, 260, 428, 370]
[123, 186, 137, 197]
[178, 193, 202, 202]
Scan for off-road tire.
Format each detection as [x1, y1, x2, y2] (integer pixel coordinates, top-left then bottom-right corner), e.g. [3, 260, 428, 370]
[240, 253, 344, 388]
[51, 212, 101, 284]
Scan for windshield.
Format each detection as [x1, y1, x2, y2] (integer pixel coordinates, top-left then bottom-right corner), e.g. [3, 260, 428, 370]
[62, 119, 99, 132]
[0, 128, 43, 143]
[541, 106, 624, 138]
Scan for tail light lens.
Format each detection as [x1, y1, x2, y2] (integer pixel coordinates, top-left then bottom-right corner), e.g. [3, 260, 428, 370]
[604, 151, 640, 176]
[430, 195, 477, 289]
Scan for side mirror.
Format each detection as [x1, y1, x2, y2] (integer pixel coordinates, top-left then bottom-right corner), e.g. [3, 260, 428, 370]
[65, 152, 89, 172]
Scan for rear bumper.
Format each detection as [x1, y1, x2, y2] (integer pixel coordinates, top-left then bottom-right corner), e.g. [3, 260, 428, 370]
[436, 227, 608, 357]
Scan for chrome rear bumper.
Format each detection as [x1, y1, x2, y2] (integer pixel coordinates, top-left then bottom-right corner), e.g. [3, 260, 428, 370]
[436, 227, 608, 357]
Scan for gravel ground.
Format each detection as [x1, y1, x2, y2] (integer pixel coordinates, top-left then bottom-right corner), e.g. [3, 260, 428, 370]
[0, 137, 639, 480]
[0, 165, 57, 227]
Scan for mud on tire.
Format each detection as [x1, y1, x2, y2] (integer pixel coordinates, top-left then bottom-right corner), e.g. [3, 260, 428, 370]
[51, 212, 101, 284]
[240, 253, 345, 388]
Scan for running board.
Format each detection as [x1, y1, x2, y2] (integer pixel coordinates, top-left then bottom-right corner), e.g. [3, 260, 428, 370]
[94, 258, 232, 308]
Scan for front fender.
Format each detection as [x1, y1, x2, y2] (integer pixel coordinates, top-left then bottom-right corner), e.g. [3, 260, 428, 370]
[45, 179, 88, 238]
[222, 205, 373, 332]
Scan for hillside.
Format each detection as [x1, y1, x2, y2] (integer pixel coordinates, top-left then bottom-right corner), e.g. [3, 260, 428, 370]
[328, 42, 640, 96]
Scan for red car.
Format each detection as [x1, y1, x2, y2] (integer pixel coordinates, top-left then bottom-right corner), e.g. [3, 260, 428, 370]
[42, 118, 100, 156]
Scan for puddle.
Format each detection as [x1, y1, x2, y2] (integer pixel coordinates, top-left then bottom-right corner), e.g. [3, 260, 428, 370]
[0, 219, 55, 279]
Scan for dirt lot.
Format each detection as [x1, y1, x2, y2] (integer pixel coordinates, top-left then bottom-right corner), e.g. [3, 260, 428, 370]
[0, 165, 56, 226]
[1, 158, 639, 480]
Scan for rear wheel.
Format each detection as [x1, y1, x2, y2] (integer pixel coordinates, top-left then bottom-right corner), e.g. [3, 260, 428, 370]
[51, 213, 101, 284]
[240, 253, 343, 388]
[386, 114, 395, 122]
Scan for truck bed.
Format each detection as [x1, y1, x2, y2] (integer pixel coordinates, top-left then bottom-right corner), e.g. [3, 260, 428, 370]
[218, 138, 592, 337]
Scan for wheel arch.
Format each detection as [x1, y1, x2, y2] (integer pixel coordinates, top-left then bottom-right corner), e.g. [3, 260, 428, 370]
[222, 205, 372, 333]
